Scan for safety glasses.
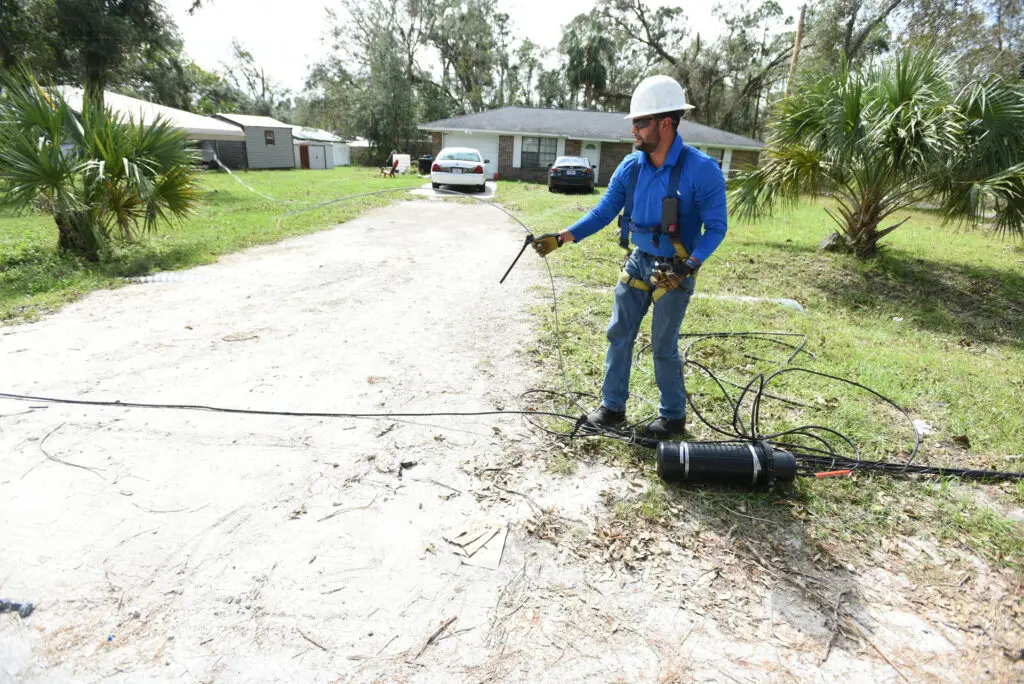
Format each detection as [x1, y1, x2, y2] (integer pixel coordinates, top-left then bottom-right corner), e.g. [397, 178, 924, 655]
[632, 117, 656, 130]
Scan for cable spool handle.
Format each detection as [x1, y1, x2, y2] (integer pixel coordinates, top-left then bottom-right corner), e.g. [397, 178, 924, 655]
[500, 234, 533, 284]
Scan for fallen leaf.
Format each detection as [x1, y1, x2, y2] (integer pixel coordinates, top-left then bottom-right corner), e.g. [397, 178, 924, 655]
[222, 332, 259, 342]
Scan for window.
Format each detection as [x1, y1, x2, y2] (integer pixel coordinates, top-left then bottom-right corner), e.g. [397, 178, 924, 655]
[264, 130, 275, 146]
[521, 136, 557, 169]
[703, 147, 725, 168]
[438, 150, 482, 162]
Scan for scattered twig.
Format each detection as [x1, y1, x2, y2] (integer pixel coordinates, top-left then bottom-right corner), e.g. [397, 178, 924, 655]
[435, 627, 473, 642]
[492, 484, 543, 514]
[413, 616, 457, 659]
[821, 590, 851, 665]
[0, 409, 36, 418]
[132, 503, 189, 514]
[317, 493, 379, 522]
[409, 477, 462, 494]
[863, 633, 912, 683]
[734, 541, 783, 581]
[115, 528, 158, 548]
[488, 560, 527, 641]
[376, 634, 399, 656]
[297, 627, 328, 652]
[39, 423, 106, 480]
[320, 586, 344, 595]
[722, 505, 780, 528]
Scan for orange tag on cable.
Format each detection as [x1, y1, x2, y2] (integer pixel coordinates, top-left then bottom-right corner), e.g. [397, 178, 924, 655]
[815, 469, 852, 478]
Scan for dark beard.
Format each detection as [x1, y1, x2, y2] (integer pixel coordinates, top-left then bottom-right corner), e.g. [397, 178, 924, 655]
[634, 135, 658, 154]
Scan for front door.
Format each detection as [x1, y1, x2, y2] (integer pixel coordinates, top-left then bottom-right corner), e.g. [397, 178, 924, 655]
[299, 145, 310, 169]
[582, 141, 602, 184]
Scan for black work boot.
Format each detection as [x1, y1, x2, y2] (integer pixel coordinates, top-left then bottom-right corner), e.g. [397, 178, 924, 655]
[583, 405, 626, 431]
[640, 416, 687, 440]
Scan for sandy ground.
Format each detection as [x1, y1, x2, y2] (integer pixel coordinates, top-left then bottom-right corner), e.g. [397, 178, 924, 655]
[1, 200, 1020, 682]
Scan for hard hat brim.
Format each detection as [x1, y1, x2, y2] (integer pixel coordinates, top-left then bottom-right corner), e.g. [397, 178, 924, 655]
[625, 104, 696, 120]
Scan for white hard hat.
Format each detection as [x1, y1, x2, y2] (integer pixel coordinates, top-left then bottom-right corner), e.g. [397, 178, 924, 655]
[625, 75, 694, 119]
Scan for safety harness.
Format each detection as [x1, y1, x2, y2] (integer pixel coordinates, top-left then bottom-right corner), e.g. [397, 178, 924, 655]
[616, 146, 692, 302]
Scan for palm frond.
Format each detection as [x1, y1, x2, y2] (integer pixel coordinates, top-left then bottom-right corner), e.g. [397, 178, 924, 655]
[729, 145, 825, 220]
[0, 68, 204, 256]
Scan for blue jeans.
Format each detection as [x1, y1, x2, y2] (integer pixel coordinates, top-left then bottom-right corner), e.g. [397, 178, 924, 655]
[600, 250, 695, 420]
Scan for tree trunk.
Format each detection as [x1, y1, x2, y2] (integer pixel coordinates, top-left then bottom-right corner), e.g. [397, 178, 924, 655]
[786, 5, 806, 97]
[840, 198, 885, 259]
[56, 212, 102, 262]
[84, 83, 104, 112]
[846, 217, 882, 259]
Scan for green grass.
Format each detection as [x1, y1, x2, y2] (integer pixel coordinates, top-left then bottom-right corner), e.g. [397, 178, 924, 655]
[0, 167, 424, 322]
[499, 179, 1024, 572]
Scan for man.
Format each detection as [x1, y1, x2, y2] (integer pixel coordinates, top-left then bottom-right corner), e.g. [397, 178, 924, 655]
[532, 75, 727, 439]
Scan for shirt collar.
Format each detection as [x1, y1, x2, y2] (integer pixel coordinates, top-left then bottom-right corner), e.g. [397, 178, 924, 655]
[641, 134, 685, 171]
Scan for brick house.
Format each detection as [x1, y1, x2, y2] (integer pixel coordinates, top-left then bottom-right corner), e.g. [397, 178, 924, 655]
[418, 107, 764, 186]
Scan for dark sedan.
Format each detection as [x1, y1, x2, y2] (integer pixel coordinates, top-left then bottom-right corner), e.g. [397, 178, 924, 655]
[548, 156, 596, 192]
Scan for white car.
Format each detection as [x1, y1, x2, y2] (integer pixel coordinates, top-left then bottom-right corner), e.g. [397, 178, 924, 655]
[431, 147, 488, 192]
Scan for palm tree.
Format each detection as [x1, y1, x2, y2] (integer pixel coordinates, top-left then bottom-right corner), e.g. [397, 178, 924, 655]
[0, 70, 202, 260]
[729, 51, 1024, 259]
[560, 15, 615, 108]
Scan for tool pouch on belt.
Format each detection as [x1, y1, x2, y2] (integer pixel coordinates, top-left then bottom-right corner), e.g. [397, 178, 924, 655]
[650, 263, 683, 291]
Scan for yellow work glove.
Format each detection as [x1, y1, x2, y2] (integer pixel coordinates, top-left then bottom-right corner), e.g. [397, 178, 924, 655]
[531, 233, 563, 257]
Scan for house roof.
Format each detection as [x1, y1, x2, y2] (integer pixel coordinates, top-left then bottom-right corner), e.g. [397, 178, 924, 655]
[419, 106, 764, 150]
[218, 113, 293, 129]
[291, 126, 344, 143]
[57, 87, 245, 141]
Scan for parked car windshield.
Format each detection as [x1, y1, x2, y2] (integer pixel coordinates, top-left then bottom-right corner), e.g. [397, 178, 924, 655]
[553, 156, 590, 167]
[438, 151, 482, 162]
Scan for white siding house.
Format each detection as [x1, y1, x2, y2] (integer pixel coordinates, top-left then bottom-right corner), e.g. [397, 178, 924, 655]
[419, 107, 765, 187]
[57, 87, 248, 168]
[217, 114, 295, 169]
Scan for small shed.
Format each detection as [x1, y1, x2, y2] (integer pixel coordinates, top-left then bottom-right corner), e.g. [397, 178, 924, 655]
[291, 126, 347, 169]
[217, 113, 295, 169]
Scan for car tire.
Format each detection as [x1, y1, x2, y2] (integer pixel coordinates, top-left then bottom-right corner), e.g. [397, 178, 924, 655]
[432, 182, 440, 189]
[477, 184, 486, 193]
[548, 185, 557, 193]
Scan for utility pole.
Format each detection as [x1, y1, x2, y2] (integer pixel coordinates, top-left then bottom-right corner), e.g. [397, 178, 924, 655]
[786, 4, 807, 98]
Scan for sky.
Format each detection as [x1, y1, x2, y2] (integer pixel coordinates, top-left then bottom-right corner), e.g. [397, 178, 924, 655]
[164, 0, 804, 95]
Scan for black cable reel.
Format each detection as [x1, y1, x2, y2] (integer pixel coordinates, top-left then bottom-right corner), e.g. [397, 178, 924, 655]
[655, 440, 796, 490]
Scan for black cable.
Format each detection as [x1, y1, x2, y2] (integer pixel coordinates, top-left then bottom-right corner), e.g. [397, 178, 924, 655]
[2, 182, 1020, 483]
[0, 392, 574, 422]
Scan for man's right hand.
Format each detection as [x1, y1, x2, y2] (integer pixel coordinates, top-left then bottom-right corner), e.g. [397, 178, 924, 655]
[531, 233, 563, 257]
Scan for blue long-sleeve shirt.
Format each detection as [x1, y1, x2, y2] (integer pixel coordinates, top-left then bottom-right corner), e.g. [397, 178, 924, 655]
[568, 135, 728, 263]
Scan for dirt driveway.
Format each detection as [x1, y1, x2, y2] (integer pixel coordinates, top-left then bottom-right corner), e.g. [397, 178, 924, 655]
[0, 201, 1016, 682]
